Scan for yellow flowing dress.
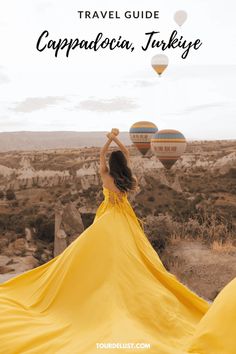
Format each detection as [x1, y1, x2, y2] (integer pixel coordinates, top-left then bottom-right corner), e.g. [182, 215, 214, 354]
[0, 186, 218, 354]
[185, 277, 236, 354]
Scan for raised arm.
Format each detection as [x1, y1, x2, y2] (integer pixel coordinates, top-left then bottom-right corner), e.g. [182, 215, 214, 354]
[111, 135, 130, 164]
[99, 136, 113, 176]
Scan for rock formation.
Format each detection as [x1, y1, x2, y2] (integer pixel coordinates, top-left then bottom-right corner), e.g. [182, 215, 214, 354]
[54, 201, 84, 257]
[171, 175, 183, 193]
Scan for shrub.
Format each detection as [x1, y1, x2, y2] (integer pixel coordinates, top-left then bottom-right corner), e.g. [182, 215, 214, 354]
[30, 214, 55, 242]
[147, 196, 155, 202]
[6, 189, 16, 200]
[60, 193, 72, 204]
[38, 221, 54, 242]
[81, 213, 95, 229]
[226, 168, 236, 179]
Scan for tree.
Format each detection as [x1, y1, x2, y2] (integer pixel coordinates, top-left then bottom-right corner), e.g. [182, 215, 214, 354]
[6, 189, 16, 201]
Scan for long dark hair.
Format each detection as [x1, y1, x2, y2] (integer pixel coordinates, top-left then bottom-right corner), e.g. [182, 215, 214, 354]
[109, 150, 137, 193]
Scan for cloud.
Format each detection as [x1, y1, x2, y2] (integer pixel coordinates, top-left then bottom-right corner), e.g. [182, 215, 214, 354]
[133, 80, 157, 88]
[34, 1, 53, 13]
[11, 96, 67, 113]
[0, 115, 10, 123]
[0, 67, 10, 84]
[181, 102, 227, 114]
[120, 79, 157, 88]
[0, 116, 23, 130]
[76, 97, 139, 112]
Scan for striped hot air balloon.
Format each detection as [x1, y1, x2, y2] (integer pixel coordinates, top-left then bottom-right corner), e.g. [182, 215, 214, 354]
[151, 129, 187, 169]
[129, 121, 158, 156]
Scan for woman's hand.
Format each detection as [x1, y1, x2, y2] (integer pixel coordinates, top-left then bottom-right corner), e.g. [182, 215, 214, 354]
[106, 132, 115, 140]
[107, 129, 119, 140]
[109, 133, 130, 165]
[111, 128, 119, 136]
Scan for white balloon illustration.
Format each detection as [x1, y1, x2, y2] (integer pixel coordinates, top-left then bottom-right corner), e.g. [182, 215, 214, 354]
[174, 10, 187, 27]
[151, 54, 169, 76]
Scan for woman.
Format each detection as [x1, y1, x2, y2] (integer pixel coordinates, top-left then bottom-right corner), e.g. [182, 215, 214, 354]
[0, 130, 226, 354]
[99, 129, 137, 194]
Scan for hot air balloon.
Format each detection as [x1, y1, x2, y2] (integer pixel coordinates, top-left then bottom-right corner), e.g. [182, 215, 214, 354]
[174, 10, 187, 27]
[151, 54, 169, 76]
[151, 129, 187, 169]
[129, 121, 158, 156]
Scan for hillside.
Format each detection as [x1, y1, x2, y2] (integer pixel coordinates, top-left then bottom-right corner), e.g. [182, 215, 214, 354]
[0, 131, 131, 152]
[0, 140, 235, 301]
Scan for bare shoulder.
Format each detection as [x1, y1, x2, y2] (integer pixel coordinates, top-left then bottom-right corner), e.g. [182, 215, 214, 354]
[100, 170, 109, 182]
[103, 174, 122, 194]
[101, 172, 113, 186]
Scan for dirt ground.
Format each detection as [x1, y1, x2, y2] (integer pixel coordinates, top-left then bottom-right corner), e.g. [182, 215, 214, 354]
[163, 239, 236, 301]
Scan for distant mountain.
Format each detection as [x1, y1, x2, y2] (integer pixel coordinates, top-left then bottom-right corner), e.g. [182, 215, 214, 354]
[0, 131, 132, 152]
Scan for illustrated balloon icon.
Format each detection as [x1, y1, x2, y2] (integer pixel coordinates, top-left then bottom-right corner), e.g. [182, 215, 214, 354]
[151, 129, 187, 169]
[151, 54, 169, 76]
[174, 10, 187, 27]
[129, 121, 158, 156]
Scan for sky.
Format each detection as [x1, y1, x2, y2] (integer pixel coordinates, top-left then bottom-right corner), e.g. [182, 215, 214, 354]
[0, 0, 236, 139]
